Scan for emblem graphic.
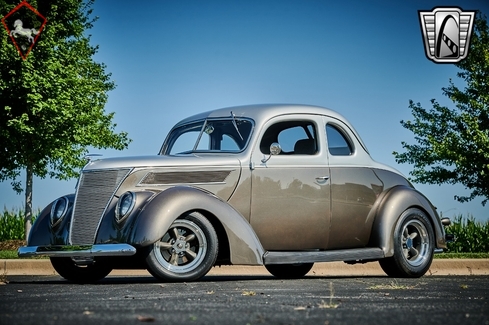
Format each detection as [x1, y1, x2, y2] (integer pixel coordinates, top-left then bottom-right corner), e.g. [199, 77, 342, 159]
[418, 7, 475, 63]
[1, 1, 47, 60]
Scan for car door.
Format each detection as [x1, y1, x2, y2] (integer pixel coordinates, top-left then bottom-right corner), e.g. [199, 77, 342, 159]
[324, 118, 384, 249]
[249, 115, 331, 251]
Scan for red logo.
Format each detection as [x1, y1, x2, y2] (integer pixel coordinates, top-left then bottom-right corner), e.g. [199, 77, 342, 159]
[1, 1, 47, 60]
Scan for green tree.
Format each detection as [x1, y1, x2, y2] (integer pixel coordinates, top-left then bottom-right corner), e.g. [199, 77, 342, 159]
[394, 12, 489, 205]
[0, 0, 131, 238]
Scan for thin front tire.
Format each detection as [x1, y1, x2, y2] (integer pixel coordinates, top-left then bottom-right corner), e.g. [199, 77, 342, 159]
[145, 212, 218, 282]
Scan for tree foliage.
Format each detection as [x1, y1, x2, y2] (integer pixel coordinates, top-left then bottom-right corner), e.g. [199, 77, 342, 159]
[0, 0, 131, 236]
[394, 12, 489, 205]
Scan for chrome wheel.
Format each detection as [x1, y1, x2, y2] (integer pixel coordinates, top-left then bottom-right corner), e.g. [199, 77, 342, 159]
[154, 219, 207, 274]
[400, 219, 430, 267]
[145, 212, 218, 282]
[379, 208, 435, 278]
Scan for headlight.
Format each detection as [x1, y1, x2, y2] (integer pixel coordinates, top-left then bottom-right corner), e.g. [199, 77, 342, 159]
[115, 191, 135, 223]
[50, 197, 69, 227]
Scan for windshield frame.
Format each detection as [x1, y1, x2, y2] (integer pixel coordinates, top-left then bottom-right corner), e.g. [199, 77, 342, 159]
[159, 117, 255, 155]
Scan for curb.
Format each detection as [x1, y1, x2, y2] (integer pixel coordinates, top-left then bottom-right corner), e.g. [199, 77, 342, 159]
[1, 259, 488, 277]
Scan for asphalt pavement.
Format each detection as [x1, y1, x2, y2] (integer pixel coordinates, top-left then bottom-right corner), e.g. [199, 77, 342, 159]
[1, 274, 488, 325]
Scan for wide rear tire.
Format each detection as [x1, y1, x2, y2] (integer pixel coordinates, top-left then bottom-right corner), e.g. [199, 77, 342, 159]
[379, 208, 435, 278]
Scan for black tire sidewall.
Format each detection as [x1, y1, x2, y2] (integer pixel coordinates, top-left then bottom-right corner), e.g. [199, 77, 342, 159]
[391, 208, 435, 277]
[265, 263, 314, 279]
[146, 212, 218, 282]
[50, 257, 112, 283]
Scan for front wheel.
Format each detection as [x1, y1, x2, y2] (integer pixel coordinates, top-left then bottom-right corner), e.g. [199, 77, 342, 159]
[379, 208, 435, 278]
[265, 263, 314, 279]
[50, 257, 112, 283]
[145, 212, 218, 282]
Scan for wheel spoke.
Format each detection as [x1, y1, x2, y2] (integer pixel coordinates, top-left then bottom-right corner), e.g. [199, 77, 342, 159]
[171, 227, 180, 239]
[410, 247, 419, 258]
[409, 232, 418, 240]
[156, 241, 172, 250]
[185, 234, 196, 242]
[403, 248, 409, 259]
[185, 248, 197, 261]
[169, 252, 179, 266]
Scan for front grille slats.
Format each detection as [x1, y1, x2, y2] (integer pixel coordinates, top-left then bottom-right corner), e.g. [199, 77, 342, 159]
[70, 169, 130, 245]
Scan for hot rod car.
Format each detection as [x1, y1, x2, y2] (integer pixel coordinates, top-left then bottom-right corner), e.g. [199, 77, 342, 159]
[18, 104, 451, 282]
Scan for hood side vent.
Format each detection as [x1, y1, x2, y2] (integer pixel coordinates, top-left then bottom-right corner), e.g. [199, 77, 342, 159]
[140, 170, 232, 185]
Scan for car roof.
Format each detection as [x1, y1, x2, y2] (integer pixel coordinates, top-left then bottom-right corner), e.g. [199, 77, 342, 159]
[173, 104, 368, 152]
[175, 104, 345, 126]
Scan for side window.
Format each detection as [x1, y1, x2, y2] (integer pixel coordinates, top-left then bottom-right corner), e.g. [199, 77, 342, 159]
[326, 124, 353, 156]
[260, 121, 317, 155]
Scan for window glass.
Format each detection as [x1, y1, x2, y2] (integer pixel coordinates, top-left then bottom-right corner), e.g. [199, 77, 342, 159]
[326, 124, 353, 155]
[260, 121, 317, 155]
[164, 119, 253, 155]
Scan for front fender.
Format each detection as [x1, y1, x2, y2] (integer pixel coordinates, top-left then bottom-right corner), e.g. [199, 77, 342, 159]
[369, 185, 446, 257]
[28, 194, 75, 246]
[129, 186, 265, 265]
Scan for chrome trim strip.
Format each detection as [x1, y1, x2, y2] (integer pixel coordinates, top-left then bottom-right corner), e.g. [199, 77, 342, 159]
[263, 247, 385, 265]
[434, 248, 444, 254]
[17, 244, 137, 257]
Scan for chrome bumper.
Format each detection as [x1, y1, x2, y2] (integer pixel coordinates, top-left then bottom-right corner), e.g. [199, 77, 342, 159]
[18, 244, 137, 258]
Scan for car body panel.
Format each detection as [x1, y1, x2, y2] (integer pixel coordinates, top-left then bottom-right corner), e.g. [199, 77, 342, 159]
[19, 104, 448, 276]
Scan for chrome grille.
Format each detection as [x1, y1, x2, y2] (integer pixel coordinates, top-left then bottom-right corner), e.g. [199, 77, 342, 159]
[70, 169, 130, 245]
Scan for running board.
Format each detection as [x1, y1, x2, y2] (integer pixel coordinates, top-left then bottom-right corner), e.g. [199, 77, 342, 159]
[263, 247, 385, 265]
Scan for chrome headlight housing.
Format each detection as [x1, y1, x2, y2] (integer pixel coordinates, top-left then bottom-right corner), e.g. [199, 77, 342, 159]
[50, 197, 69, 228]
[115, 191, 135, 223]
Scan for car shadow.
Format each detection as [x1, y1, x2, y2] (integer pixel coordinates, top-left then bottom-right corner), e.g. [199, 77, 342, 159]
[5, 273, 388, 285]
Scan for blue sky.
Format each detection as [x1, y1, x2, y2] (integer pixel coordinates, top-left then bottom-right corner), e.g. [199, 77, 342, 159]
[1, 0, 489, 221]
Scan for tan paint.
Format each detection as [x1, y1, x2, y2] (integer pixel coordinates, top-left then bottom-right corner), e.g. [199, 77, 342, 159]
[250, 167, 330, 250]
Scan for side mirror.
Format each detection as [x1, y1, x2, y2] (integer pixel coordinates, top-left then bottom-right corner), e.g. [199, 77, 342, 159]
[261, 142, 282, 163]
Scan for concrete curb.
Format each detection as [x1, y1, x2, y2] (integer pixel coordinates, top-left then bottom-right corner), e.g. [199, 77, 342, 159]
[1, 259, 488, 277]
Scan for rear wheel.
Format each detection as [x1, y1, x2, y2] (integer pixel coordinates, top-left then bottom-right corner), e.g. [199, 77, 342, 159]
[265, 263, 314, 279]
[50, 257, 112, 283]
[379, 208, 435, 278]
[145, 212, 218, 282]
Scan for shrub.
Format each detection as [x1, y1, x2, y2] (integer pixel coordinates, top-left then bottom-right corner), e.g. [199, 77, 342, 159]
[0, 208, 26, 241]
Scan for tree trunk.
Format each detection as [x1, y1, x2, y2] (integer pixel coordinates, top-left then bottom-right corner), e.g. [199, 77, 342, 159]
[24, 165, 33, 240]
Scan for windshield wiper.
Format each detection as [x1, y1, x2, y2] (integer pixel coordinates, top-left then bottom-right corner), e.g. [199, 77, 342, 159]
[231, 111, 244, 141]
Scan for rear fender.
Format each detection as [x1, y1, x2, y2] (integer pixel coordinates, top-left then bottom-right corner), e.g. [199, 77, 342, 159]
[369, 185, 446, 257]
[129, 186, 265, 265]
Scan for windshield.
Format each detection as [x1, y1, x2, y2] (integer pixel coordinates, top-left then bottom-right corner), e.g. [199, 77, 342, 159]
[162, 118, 253, 155]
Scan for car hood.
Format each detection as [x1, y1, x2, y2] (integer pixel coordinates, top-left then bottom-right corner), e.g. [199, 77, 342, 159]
[83, 154, 242, 171]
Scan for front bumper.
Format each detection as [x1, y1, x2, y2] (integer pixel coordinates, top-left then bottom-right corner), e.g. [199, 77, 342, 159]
[18, 244, 137, 258]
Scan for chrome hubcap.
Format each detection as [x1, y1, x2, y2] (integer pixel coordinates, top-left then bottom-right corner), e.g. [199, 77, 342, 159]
[401, 219, 429, 267]
[154, 219, 207, 274]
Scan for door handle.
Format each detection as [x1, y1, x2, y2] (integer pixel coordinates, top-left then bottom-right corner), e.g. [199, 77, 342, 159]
[315, 176, 329, 182]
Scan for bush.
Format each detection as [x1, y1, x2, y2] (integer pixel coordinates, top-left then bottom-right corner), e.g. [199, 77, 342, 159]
[445, 215, 489, 253]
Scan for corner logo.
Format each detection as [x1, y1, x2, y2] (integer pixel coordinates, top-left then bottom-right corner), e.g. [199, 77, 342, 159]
[1, 1, 47, 60]
[418, 7, 475, 63]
